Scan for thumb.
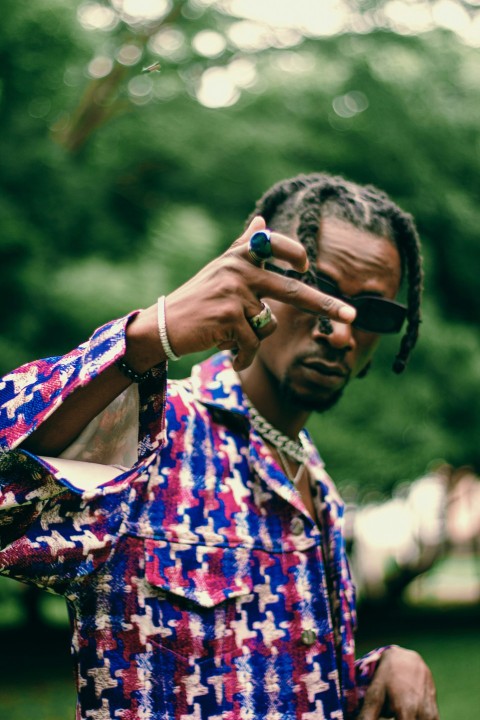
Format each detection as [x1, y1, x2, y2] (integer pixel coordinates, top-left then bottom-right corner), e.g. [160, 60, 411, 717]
[236, 215, 266, 246]
[249, 215, 266, 232]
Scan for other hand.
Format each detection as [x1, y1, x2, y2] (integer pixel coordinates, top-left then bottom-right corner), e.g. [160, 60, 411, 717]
[359, 646, 439, 720]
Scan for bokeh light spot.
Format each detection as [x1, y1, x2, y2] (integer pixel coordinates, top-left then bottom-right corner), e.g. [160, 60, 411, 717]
[149, 28, 187, 61]
[87, 56, 114, 79]
[128, 75, 153, 102]
[77, 2, 118, 31]
[192, 30, 227, 57]
[111, 0, 171, 23]
[332, 90, 369, 118]
[197, 66, 240, 108]
[116, 44, 143, 66]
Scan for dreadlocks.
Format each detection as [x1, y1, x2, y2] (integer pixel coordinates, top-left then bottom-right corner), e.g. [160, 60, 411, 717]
[246, 172, 423, 373]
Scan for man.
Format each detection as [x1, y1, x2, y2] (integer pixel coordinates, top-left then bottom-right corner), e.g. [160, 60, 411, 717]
[0, 173, 438, 719]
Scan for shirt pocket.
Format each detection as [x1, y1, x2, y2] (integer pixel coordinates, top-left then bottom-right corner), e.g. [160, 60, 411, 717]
[143, 539, 253, 665]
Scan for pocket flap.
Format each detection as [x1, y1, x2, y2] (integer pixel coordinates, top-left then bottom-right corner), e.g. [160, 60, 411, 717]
[144, 540, 253, 608]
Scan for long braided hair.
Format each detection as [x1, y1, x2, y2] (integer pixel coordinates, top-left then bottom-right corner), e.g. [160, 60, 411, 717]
[246, 173, 423, 373]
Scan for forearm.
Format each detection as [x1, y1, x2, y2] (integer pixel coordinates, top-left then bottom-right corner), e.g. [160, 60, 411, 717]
[20, 365, 130, 456]
[20, 307, 167, 457]
[4, 218, 355, 458]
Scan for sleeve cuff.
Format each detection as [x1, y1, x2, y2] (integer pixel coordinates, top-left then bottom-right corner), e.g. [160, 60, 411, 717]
[0, 312, 138, 452]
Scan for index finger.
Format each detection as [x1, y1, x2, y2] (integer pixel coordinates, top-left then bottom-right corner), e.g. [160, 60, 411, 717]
[252, 266, 356, 323]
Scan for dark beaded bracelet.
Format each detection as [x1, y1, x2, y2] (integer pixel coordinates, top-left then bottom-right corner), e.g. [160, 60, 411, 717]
[115, 357, 153, 384]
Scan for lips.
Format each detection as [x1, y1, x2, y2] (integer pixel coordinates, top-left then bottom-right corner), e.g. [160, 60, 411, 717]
[301, 359, 348, 378]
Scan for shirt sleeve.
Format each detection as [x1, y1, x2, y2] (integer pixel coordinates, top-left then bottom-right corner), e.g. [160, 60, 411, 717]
[0, 450, 134, 595]
[0, 314, 168, 592]
[0, 314, 136, 453]
[59, 385, 141, 468]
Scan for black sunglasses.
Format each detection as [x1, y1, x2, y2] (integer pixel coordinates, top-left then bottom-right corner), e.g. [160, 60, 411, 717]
[264, 262, 407, 334]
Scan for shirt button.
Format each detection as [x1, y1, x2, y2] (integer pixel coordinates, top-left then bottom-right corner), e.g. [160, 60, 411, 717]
[290, 517, 304, 536]
[301, 629, 317, 646]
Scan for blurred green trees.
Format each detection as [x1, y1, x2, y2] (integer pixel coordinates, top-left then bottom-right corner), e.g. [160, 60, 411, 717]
[0, 0, 479, 492]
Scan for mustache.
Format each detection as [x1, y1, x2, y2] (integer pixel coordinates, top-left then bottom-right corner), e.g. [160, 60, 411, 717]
[293, 350, 351, 378]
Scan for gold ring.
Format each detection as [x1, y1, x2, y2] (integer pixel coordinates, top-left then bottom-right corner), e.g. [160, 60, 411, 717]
[248, 301, 272, 330]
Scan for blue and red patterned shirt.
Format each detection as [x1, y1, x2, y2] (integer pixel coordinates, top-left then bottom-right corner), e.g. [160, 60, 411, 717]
[0, 315, 385, 719]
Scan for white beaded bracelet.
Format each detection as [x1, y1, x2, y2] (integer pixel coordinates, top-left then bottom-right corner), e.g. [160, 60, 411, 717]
[157, 295, 181, 361]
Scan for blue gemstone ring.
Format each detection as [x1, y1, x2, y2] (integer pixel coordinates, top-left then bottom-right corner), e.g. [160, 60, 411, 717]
[248, 229, 272, 265]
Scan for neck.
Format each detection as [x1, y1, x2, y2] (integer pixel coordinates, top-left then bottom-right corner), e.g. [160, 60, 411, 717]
[238, 360, 310, 438]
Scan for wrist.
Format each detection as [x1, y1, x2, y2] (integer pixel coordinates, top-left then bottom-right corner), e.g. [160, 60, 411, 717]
[124, 306, 168, 371]
[157, 295, 181, 361]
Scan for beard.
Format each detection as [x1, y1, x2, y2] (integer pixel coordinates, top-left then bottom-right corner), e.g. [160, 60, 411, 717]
[279, 375, 346, 413]
[277, 355, 349, 413]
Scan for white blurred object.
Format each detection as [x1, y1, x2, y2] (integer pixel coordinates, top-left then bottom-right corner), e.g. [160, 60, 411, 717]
[347, 464, 480, 602]
[447, 468, 480, 545]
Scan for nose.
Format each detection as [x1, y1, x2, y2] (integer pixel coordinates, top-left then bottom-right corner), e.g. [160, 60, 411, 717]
[312, 317, 355, 351]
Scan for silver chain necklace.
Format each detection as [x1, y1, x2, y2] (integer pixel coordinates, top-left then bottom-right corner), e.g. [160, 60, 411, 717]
[277, 448, 306, 485]
[243, 396, 308, 465]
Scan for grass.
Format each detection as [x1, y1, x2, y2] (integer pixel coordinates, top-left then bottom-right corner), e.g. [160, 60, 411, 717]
[0, 676, 75, 720]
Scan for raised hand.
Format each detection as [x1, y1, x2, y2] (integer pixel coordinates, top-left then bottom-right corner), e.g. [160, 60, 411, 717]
[142, 216, 355, 371]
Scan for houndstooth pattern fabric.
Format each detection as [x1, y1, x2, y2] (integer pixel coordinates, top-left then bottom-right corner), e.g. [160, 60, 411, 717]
[0, 316, 386, 719]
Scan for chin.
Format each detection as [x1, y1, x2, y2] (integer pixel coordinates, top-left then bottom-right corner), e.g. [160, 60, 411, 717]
[280, 380, 345, 413]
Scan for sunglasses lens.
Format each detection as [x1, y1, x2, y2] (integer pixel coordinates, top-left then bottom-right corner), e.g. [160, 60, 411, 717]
[353, 298, 406, 333]
[316, 278, 405, 333]
[265, 265, 407, 334]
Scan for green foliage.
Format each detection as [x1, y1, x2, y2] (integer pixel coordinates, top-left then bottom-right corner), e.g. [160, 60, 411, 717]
[0, 1, 479, 486]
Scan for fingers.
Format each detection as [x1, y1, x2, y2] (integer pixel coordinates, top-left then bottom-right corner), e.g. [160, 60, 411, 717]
[251, 313, 277, 340]
[233, 219, 355, 323]
[163, 218, 354, 365]
[358, 680, 386, 720]
[230, 320, 261, 371]
[360, 647, 440, 720]
[233, 215, 267, 246]
[234, 217, 309, 274]
[249, 262, 356, 323]
[217, 302, 277, 371]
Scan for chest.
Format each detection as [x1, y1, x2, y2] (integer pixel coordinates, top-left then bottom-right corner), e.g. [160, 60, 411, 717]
[133, 403, 340, 555]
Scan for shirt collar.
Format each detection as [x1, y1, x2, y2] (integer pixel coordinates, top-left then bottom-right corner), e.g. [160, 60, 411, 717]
[191, 351, 249, 416]
[190, 351, 326, 473]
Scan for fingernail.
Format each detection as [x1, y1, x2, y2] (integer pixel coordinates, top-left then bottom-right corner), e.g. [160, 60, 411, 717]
[339, 304, 356, 322]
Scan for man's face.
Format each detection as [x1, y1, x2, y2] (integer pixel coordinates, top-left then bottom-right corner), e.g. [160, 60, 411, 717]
[256, 216, 403, 412]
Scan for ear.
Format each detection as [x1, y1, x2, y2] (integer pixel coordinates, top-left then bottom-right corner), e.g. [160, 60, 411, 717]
[356, 361, 372, 379]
